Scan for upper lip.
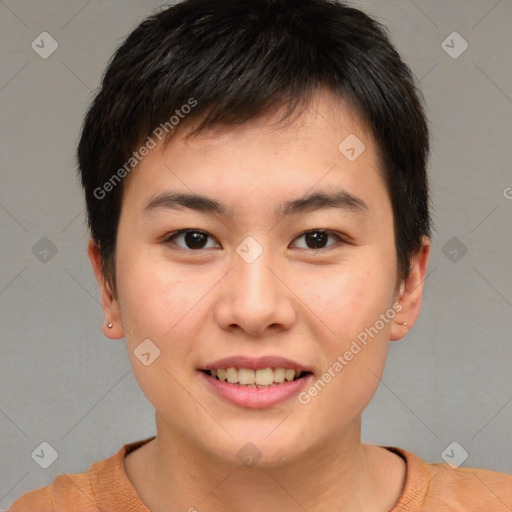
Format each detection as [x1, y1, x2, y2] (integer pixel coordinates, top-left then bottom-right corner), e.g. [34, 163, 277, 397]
[201, 355, 313, 373]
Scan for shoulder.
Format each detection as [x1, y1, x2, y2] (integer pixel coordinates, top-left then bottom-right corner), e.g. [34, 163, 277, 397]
[7, 485, 53, 512]
[7, 470, 97, 512]
[388, 446, 512, 512]
[428, 463, 511, 510]
[7, 437, 154, 512]
[7, 442, 127, 512]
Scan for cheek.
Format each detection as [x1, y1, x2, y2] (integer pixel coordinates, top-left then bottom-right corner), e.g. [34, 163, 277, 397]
[115, 257, 204, 408]
[116, 250, 201, 340]
[316, 264, 396, 403]
[299, 259, 394, 343]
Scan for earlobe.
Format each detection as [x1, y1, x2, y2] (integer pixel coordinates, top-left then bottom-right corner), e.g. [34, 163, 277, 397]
[87, 239, 125, 340]
[390, 236, 431, 342]
[101, 320, 124, 340]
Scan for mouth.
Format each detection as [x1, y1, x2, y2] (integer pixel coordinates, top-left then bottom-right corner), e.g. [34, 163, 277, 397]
[199, 367, 313, 388]
[198, 355, 315, 408]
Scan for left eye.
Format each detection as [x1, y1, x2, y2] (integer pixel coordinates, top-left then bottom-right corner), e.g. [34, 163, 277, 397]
[291, 230, 344, 250]
[164, 229, 343, 251]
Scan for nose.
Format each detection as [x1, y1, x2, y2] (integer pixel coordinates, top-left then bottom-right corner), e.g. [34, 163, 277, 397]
[214, 244, 296, 337]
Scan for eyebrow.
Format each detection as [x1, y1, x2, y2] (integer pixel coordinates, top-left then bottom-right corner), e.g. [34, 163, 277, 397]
[144, 189, 369, 218]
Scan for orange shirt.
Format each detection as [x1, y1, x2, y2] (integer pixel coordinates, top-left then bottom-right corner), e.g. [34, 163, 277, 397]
[8, 436, 512, 511]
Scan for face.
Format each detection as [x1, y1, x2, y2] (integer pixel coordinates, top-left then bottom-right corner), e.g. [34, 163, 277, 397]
[90, 89, 429, 468]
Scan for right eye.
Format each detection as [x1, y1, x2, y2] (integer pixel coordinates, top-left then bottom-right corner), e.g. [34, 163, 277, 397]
[163, 229, 221, 251]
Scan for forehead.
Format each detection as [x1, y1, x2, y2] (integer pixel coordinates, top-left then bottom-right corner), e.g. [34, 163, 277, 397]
[121, 89, 387, 218]
[178, 91, 375, 155]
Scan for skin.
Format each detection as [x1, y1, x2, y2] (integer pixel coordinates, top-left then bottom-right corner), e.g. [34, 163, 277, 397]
[88, 89, 430, 512]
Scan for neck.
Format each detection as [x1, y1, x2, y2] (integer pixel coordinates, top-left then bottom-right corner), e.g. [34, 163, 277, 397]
[126, 414, 406, 512]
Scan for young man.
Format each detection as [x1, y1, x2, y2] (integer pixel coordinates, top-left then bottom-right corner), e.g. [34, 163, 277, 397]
[9, 0, 512, 511]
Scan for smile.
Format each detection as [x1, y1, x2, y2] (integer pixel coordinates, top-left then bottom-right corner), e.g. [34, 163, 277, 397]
[202, 367, 310, 387]
[199, 368, 313, 408]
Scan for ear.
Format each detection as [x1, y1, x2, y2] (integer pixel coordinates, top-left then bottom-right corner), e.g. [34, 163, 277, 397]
[87, 238, 124, 339]
[390, 235, 431, 341]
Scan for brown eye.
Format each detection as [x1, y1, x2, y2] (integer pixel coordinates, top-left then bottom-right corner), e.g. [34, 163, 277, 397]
[165, 229, 220, 250]
[292, 230, 343, 250]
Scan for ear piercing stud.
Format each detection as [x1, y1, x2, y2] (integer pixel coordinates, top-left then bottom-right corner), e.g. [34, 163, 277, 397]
[397, 321, 407, 326]
[107, 322, 113, 329]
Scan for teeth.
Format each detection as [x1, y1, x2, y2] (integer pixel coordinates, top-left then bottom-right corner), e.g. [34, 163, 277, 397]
[238, 368, 255, 385]
[273, 368, 285, 383]
[226, 367, 238, 383]
[286, 369, 297, 381]
[207, 367, 304, 386]
[255, 368, 273, 385]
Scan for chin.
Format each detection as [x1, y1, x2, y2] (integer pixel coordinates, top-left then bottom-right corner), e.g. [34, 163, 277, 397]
[208, 425, 315, 470]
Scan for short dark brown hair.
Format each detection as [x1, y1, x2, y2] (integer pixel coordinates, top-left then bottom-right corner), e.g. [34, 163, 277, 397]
[77, 0, 431, 296]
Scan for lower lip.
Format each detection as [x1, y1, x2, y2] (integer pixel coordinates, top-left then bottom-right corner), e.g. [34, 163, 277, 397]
[199, 371, 313, 409]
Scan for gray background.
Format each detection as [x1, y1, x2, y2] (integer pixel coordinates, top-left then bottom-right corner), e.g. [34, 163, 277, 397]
[1, 0, 511, 508]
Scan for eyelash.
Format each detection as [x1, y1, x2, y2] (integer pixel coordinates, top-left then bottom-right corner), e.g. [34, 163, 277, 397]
[163, 229, 347, 252]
